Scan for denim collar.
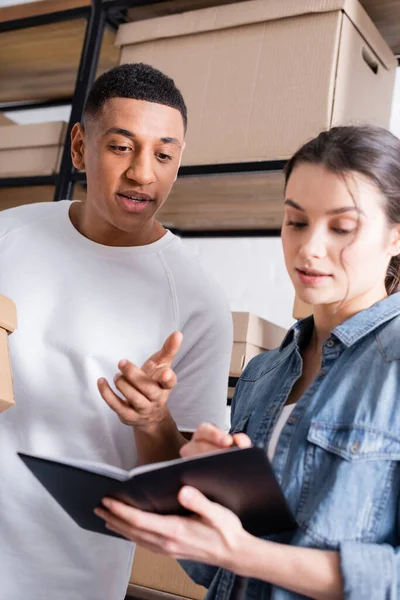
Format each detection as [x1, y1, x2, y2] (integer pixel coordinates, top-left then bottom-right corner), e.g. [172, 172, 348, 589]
[280, 293, 400, 351]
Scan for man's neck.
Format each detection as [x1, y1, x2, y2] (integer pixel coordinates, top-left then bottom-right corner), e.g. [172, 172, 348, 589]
[69, 201, 166, 247]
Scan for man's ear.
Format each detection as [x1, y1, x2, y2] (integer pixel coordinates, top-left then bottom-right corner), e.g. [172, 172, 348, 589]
[71, 123, 86, 170]
[174, 141, 186, 182]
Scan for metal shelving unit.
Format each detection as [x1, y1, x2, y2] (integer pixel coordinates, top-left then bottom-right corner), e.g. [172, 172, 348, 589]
[0, 0, 398, 237]
[0, 0, 288, 237]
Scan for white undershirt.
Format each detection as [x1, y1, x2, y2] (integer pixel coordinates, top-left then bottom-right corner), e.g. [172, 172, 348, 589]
[267, 404, 296, 461]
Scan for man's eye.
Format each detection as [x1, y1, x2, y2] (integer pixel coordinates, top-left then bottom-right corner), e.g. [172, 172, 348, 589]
[157, 153, 172, 161]
[110, 145, 131, 153]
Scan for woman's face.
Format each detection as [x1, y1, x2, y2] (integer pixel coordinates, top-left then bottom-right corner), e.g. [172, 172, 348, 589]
[281, 163, 400, 310]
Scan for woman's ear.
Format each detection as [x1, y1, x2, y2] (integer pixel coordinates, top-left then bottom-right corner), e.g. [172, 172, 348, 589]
[71, 123, 86, 171]
[389, 225, 400, 257]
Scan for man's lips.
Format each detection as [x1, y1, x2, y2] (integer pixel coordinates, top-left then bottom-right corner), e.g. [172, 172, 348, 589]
[116, 192, 154, 213]
[117, 191, 153, 202]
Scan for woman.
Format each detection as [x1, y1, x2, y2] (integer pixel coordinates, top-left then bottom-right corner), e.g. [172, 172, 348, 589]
[96, 125, 400, 599]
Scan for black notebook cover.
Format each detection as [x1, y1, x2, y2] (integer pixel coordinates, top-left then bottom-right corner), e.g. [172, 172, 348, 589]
[18, 446, 296, 539]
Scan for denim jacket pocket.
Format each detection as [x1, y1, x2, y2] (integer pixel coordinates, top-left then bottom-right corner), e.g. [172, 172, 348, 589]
[296, 422, 400, 546]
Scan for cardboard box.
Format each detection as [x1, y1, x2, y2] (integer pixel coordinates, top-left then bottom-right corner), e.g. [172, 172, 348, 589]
[127, 0, 248, 22]
[359, 0, 400, 55]
[0, 295, 17, 413]
[0, 185, 86, 212]
[0, 114, 14, 126]
[129, 546, 206, 599]
[293, 297, 313, 320]
[116, 0, 397, 166]
[230, 312, 287, 377]
[125, 0, 400, 58]
[159, 170, 285, 231]
[0, 121, 66, 177]
[0, 16, 119, 105]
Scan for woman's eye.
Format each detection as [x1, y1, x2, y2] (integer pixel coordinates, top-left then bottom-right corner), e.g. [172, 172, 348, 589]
[333, 228, 355, 235]
[286, 220, 307, 229]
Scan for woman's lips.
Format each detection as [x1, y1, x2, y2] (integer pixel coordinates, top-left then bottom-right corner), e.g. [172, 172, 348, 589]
[296, 268, 332, 286]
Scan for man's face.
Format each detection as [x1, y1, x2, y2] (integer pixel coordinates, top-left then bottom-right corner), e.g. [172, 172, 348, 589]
[71, 97, 185, 243]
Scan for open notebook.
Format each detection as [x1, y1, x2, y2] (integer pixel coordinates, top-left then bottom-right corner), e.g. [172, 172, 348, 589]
[18, 446, 296, 539]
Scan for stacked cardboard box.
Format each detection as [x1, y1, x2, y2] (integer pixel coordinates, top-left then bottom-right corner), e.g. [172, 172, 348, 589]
[229, 312, 287, 399]
[158, 170, 285, 231]
[116, 0, 397, 167]
[0, 185, 86, 212]
[129, 547, 206, 599]
[0, 114, 14, 126]
[115, 0, 397, 232]
[0, 295, 17, 413]
[0, 121, 67, 178]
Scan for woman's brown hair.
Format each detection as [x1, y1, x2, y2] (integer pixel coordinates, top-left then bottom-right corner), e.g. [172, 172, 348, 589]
[284, 125, 400, 295]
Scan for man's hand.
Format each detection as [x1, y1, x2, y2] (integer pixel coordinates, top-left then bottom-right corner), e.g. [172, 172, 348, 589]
[98, 332, 183, 430]
[180, 422, 251, 458]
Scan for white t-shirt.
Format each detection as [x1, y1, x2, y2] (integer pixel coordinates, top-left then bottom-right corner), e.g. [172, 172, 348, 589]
[0, 200, 233, 600]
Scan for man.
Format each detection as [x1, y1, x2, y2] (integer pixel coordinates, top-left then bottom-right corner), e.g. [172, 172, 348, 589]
[0, 63, 232, 600]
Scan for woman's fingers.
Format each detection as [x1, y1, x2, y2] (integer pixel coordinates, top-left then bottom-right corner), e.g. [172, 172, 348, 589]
[193, 422, 232, 446]
[179, 423, 233, 458]
[179, 424, 252, 458]
[178, 486, 227, 527]
[232, 433, 252, 448]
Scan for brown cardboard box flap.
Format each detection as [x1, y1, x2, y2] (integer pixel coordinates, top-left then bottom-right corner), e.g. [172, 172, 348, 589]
[116, 0, 395, 69]
[0, 295, 17, 414]
[0, 328, 15, 413]
[230, 341, 265, 377]
[0, 121, 67, 151]
[343, 0, 397, 69]
[233, 312, 287, 350]
[0, 114, 14, 126]
[131, 546, 206, 599]
[0, 294, 17, 333]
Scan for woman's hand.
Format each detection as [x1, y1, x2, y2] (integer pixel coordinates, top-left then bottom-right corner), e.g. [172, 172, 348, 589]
[95, 485, 250, 572]
[180, 422, 252, 458]
[95, 489, 344, 600]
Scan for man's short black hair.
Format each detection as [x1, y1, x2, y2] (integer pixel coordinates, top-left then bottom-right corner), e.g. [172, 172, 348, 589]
[83, 63, 187, 133]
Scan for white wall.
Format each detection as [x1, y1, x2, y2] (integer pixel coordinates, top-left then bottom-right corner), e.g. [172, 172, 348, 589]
[183, 237, 294, 329]
[5, 105, 71, 124]
[390, 66, 400, 137]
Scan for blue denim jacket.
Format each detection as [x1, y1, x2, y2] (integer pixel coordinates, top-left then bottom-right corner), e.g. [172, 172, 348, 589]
[182, 293, 400, 599]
